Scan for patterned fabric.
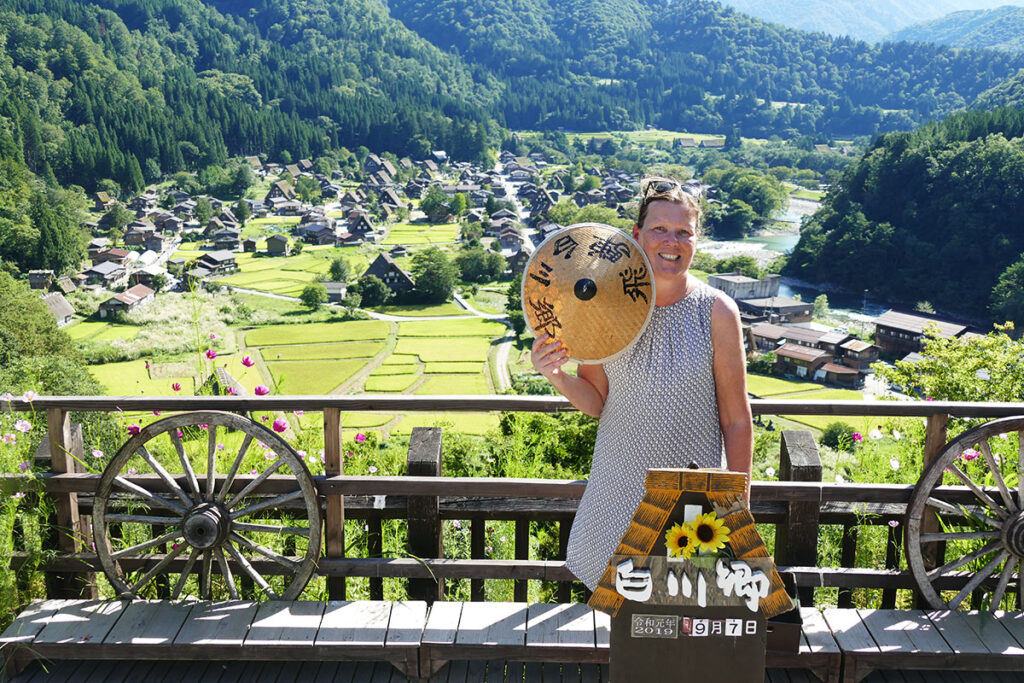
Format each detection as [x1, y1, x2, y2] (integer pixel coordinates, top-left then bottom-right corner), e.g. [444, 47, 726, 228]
[565, 282, 725, 590]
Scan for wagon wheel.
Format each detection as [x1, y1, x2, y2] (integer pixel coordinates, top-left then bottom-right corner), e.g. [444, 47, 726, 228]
[906, 415, 1024, 610]
[93, 410, 322, 600]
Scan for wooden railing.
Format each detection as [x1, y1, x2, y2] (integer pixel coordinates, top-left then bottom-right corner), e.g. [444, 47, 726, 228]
[4, 395, 1024, 606]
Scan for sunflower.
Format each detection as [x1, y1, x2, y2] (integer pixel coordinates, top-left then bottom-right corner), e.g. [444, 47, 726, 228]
[691, 511, 731, 554]
[665, 522, 696, 559]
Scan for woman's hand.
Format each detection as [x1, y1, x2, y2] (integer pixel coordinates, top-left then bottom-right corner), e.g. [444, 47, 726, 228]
[530, 333, 568, 379]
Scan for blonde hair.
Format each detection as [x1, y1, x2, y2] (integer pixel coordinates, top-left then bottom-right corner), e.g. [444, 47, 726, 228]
[636, 179, 702, 233]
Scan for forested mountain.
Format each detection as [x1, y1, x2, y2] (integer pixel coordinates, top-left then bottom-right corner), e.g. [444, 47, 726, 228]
[715, 0, 1024, 42]
[887, 6, 1024, 52]
[785, 108, 1024, 324]
[388, 0, 1024, 137]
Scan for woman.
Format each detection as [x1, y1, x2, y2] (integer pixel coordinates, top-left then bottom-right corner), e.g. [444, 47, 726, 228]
[530, 178, 753, 590]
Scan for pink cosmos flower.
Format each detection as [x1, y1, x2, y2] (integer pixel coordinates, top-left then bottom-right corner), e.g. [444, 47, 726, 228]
[216, 443, 225, 450]
[961, 448, 980, 461]
[368, 465, 378, 473]
[199, 424, 208, 430]
[851, 432, 863, 443]
[12, 492, 25, 500]
[485, 546, 493, 553]
[172, 543, 179, 550]
[209, 333, 216, 340]
[254, 385, 270, 396]
[91, 449, 104, 458]
[145, 361, 150, 369]
[22, 391, 37, 402]
[127, 424, 141, 435]
[176, 429, 183, 437]
[153, 410, 162, 416]
[354, 433, 367, 443]
[171, 382, 182, 392]
[3, 433, 16, 445]
[925, 397, 935, 402]
[261, 415, 269, 422]
[265, 452, 275, 460]
[18, 461, 30, 472]
[14, 420, 31, 433]
[226, 387, 237, 395]
[294, 410, 303, 416]
[345, 451, 354, 458]
[206, 349, 217, 360]
[249, 468, 258, 475]
[0, 392, 13, 402]
[241, 356, 255, 367]
[452, 520, 462, 529]
[272, 418, 288, 433]
[297, 449, 306, 457]
[888, 520, 900, 528]
[128, 467, 137, 475]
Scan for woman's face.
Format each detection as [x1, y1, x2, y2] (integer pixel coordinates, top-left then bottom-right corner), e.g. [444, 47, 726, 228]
[633, 200, 698, 281]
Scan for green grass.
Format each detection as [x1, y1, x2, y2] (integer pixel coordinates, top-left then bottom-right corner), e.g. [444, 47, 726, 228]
[397, 319, 506, 337]
[372, 303, 468, 317]
[89, 359, 195, 396]
[465, 290, 507, 315]
[259, 341, 384, 361]
[422, 362, 486, 374]
[342, 412, 396, 428]
[382, 223, 459, 245]
[746, 374, 826, 397]
[393, 337, 494, 363]
[66, 321, 140, 342]
[246, 320, 389, 346]
[790, 189, 824, 201]
[265, 359, 365, 394]
[391, 412, 499, 436]
[364, 374, 420, 392]
[382, 354, 419, 366]
[414, 374, 490, 394]
[369, 364, 418, 375]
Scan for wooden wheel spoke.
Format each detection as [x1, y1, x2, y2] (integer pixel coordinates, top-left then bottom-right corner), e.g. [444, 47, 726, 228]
[926, 540, 1003, 578]
[215, 547, 239, 600]
[925, 497, 1001, 529]
[128, 544, 187, 595]
[233, 522, 310, 537]
[229, 532, 300, 571]
[105, 514, 182, 526]
[948, 549, 1009, 610]
[946, 463, 1009, 519]
[978, 440, 1017, 513]
[206, 425, 217, 502]
[991, 557, 1018, 609]
[171, 550, 199, 600]
[225, 459, 287, 507]
[230, 490, 304, 521]
[920, 531, 1000, 543]
[216, 434, 254, 505]
[137, 446, 194, 508]
[170, 430, 201, 499]
[111, 528, 183, 561]
[225, 542, 278, 599]
[113, 477, 188, 515]
[200, 551, 213, 600]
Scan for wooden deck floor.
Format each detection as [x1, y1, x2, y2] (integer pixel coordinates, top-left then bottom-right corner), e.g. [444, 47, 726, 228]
[12, 660, 1024, 682]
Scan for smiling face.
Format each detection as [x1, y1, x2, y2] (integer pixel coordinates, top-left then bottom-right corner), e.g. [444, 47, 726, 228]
[633, 199, 699, 286]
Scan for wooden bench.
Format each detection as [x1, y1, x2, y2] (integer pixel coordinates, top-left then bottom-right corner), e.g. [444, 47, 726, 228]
[1, 599, 846, 682]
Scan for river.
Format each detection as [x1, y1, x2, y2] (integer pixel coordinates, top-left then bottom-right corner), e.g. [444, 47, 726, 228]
[697, 196, 888, 320]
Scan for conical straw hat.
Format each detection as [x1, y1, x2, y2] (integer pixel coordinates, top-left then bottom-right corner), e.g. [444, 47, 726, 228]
[522, 223, 655, 363]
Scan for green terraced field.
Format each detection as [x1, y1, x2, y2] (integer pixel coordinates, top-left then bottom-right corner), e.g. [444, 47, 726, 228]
[398, 319, 506, 337]
[364, 374, 420, 392]
[422, 362, 486, 374]
[382, 223, 459, 245]
[245, 320, 389, 346]
[259, 341, 384, 361]
[382, 354, 419, 366]
[67, 321, 140, 342]
[414, 374, 490, 394]
[746, 374, 825, 397]
[265, 359, 365, 394]
[89, 359, 195, 396]
[393, 337, 493, 363]
[372, 303, 467, 317]
[369, 364, 419, 375]
[391, 412, 498, 436]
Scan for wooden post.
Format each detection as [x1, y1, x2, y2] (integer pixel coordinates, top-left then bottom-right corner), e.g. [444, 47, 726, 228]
[407, 427, 443, 603]
[368, 518, 383, 600]
[470, 517, 485, 602]
[557, 519, 571, 603]
[776, 430, 821, 607]
[917, 413, 949, 607]
[514, 520, 529, 602]
[838, 524, 858, 608]
[324, 407, 345, 600]
[45, 408, 94, 598]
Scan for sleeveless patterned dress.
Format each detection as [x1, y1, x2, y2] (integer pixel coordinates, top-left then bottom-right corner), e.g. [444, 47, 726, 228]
[565, 281, 725, 590]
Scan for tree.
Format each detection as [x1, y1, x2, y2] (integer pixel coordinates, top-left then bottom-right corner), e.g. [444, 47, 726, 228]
[411, 247, 458, 303]
[991, 255, 1024, 325]
[103, 205, 133, 232]
[195, 198, 213, 226]
[295, 176, 320, 204]
[546, 199, 578, 226]
[300, 282, 328, 310]
[150, 273, 168, 292]
[579, 175, 601, 191]
[328, 256, 350, 282]
[813, 294, 830, 319]
[449, 192, 468, 217]
[716, 255, 761, 279]
[231, 164, 255, 197]
[505, 273, 525, 336]
[714, 199, 757, 237]
[420, 185, 449, 223]
[356, 275, 391, 307]
[456, 248, 505, 283]
[233, 200, 251, 226]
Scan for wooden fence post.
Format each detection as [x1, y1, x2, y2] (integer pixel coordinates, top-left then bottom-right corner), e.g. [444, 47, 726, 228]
[324, 407, 345, 600]
[407, 427, 443, 603]
[45, 408, 95, 598]
[776, 430, 821, 608]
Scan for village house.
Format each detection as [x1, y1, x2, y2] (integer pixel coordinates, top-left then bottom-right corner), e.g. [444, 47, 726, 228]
[839, 339, 880, 371]
[91, 248, 132, 267]
[124, 221, 156, 247]
[507, 244, 533, 276]
[700, 138, 726, 149]
[145, 233, 165, 253]
[242, 238, 257, 253]
[737, 296, 813, 323]
[130, 192, 159, 213]
[130, 265, 167, 290]
[499, 225, 526, 250]
[41, 292, 75, 327]
[195, 250, 238, 275]
[347, 214, 375, 240]
[266, 234, 290, 256]
[86, 238, 110, 258]
[54, 276, 77, 295]
[82, 260, 128, 289]
[265, 180, 296, 204]
[323, 281, 348, 304]
[28, 270, 55, 290]
[362, 253, 415, 294]
[774, 343, 832, 380]
[707, 273, 781, 300]
[98, 284, 155, 319]
[873, 309, 969, 358]
[94, 192, 117, 212]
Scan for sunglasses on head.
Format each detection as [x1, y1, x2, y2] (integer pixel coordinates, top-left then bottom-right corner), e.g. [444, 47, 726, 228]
[640, 177, 684, 198]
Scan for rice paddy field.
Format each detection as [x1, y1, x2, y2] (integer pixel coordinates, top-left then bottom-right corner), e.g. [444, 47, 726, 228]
[382, 222, 459, 245]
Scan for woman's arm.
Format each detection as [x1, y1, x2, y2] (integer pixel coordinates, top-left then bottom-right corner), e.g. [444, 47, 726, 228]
[531, 334, 609, 418]
[711, 295, 754, 500]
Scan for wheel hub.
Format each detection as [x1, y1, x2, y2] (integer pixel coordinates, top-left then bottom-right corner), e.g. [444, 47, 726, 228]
[1003, 510, 1024, 559]
[182, 502, 231, 549]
